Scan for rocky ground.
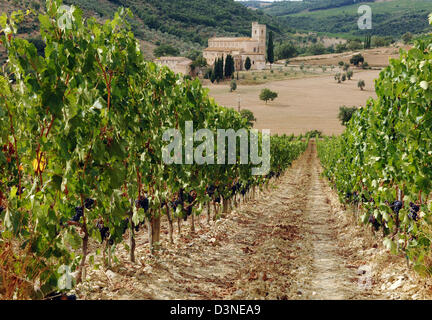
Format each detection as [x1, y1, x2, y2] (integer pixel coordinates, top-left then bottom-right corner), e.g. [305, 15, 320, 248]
[73, 142, 432, 300]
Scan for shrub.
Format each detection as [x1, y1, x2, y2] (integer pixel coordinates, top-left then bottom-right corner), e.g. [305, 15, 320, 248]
[338, 106, 358, 126]
[230, 79, 237, 92]
[259, 88, 278, 104]
[240, 109, 257, 127]
[350, 54, 364, 66]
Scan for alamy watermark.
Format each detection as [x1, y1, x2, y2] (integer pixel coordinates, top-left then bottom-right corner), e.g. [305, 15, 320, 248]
[162, 121, 270, 175]
[358, 5, 372, 30]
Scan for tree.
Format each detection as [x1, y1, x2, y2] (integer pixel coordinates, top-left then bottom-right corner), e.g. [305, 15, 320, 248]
[338, 106, 358, 126]
[154, 44, 180, 57]
[260, 88, 278, 104]
[240, 109, 256, 127]
[350, 54, 364, 67]
[334, 72, 341, 83]
[213, 57, 224, 82]
[187, 50, 201, 61]
[364, 34, 371, 49]
[343, 63, 350, 71]
[245, 57, 251, 71]
[338, 61, 344, 67]
[402, 32, 413, 44]
[267, 31, 274, 68]
[191, 55, 207, 69]
[224, 54, 235, 79]
[347, 70, 353, 80]
[347, 39, 363, 51]
[230, 79, 237, 92]
[335, 43, 347, 53]
[341, 73, 347, 82]
[358, 79, 366, 90]
[306, 43, 326, 56]
[275, 42, 297, 60]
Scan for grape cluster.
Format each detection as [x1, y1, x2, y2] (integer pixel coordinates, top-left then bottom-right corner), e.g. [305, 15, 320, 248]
[389, 200, 403, 216]
[206, 185, 216, 196]
[368, 215, 380, 231]
[96, 221, 110, 243]
[240, 184, 247, 196]
[0, 206, 4, 214]
[182, 191, 196, 221]
[183, 204, 193, 221]
[135, 196, 149, 212]
[84, 198, 95, 210]
[409, 202, 420, 221]
[121, 218, 129, 234]
[71, 206, 83, 222]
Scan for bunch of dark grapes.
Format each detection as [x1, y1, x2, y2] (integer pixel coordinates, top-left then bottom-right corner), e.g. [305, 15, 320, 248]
[409, 202, 420, 221]
[71, 206, 83, 222]
[231, 183, 238, 196]
[135, 196, 149, 212]
[389, 200, 403, 217]
[276, 171, 281, 178]
[84, 198, 95, 210]
[15, 186, 24, 195]
[96, 221, 110, 243]
[183, 204, 193, 221]
[368, 215, 380, 231]
[121, 218, 129, 235]
[178, 188, 185, 202]
[0, 206, 4, 214]
[206, 185, 216, 197]
[240, 185, 247, 196]
[187, 192, 195, 204]
[214, 195, 221, 203]
[160, 200, 167, 208]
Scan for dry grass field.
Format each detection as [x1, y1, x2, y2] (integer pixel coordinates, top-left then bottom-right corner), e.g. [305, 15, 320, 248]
[205, 68, 380, 136]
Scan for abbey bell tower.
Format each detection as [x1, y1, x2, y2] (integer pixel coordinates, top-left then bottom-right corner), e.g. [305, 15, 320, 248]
[251, 22, 266, 55]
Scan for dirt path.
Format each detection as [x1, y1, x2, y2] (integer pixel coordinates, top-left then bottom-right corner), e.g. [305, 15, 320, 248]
[75, 142, 430, 300]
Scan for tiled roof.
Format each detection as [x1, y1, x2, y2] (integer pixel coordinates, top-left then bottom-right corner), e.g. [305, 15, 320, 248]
[208, 37, 256, 42]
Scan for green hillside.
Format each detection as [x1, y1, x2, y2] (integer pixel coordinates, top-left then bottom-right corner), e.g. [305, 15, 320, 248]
[0, 0, 288, 62]
[64, 0, 288, 45]
[255, 0, 432, 38]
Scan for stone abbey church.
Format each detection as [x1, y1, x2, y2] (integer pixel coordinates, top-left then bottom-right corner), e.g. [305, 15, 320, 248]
[203, 22, 267, 71]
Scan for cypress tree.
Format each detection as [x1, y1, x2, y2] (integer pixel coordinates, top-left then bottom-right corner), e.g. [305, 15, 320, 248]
[225, 55, 235, 79]
[267, 31, 274, 68]
[245, 57, 251, 71]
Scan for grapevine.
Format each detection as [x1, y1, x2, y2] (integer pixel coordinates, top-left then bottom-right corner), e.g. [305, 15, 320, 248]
[317, 18, 432, 274]
[0, 0, 307, 298]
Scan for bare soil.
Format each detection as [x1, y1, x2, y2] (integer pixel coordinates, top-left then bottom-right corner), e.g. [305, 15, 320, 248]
[74, 142, 432, 300]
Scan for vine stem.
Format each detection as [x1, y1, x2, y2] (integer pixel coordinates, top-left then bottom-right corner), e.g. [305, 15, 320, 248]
[2, 96, 22, 197]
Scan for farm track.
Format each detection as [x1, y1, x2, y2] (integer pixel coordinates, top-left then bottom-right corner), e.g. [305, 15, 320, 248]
[76, 142, 386, 299]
